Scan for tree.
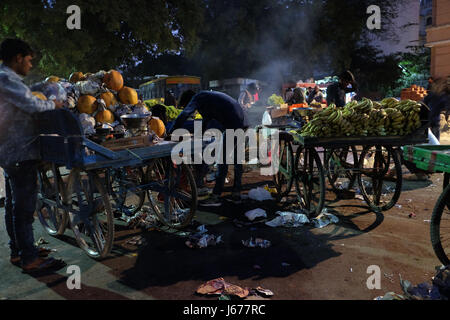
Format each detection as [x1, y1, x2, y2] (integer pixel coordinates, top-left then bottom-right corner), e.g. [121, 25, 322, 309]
[0, 0, 204, 78]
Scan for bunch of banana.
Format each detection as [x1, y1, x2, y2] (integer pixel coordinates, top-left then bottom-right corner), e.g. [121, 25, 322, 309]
[384, 108, 405, 135]
[367, 109, 388, 136]
[353, 98, 374, 114]
[380, 97, 400, 109]
[396, 99, 422, 134]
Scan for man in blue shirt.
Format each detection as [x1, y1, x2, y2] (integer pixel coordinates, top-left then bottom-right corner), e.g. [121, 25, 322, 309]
[168, 90, 249, 206]
[0, 38, 65, 273]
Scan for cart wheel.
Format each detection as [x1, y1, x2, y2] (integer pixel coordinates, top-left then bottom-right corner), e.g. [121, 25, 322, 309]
[146, 158, 197, 229]
[66, 169, 114, 259]
[431, 183, 450, 266]
[107, 166, 146, 217]
[273, 138, 295, 198]
[36, 164, 69, 236]
[325, 146, 358, 191]
[294, 146, 325, 218]
[357, 145, 402, 212]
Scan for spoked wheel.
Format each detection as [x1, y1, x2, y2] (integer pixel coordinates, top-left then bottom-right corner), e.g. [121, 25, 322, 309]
[107, 166, 146, 217]
[431, 182, 450, 266]
[36, 163, 69, 236]
[273, 138, 295, 198]
[66, 168, 114, 259]
[146, 158, 197, 229]
[357, 145, 402, 212]
[294, 146, 326, 218]
[325, 146, 358, 191]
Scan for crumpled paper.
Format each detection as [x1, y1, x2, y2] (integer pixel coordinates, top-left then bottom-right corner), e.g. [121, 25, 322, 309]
[265, 211, 310, 228]
[248, 187, 274, 201]
[79, 113, 96, 135]
[185, 225, 223, 249]
[311, 212, 339, 229]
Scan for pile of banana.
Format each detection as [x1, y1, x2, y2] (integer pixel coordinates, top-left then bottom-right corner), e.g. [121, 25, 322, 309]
[296, 97, 423, 138]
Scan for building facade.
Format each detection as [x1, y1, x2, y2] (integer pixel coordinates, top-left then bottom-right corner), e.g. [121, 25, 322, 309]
[426, 0, 450, 79]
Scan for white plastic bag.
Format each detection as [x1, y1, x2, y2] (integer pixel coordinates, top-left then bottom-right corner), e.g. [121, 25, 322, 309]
[262, 111, 272, 126]
[427, 129, 440, 145]
[248, 187, 273, 201]
[244, 208, 267, 221]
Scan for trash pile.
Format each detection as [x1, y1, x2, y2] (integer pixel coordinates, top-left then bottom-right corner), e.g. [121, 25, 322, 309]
[185, 225, 223, 249]
[264, 210, 339, 229]
[375, 265, 450, 300]
[196, 278, 274, 300]
[124, 207, 160, 229]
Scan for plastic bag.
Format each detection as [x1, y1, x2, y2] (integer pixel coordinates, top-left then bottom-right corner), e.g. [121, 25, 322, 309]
[31, 81, 67, 101]
[265, 211, 310, 228]
[75, 80, 101, 96]
[248, 187, 273, 201]
[78, 113, 96, 135]
[427, 129, 440, 145]
[311, 212, 339, 228]
[244, 208, 267, 221]
[262, 111, 272, 126]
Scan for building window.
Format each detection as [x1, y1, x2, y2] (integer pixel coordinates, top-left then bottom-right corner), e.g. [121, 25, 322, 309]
[426, 17, 432, 26]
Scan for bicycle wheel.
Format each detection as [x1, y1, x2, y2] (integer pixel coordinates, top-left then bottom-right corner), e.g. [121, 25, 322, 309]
[66, 168, 114, 259]
[325, 146, 358, 191]
[107, 166, 146, 217]
[146, 158, 197, 229]
[273, 138, 295, 198]
[430, 183, 450, 266]
[294, 146, 325, 218]
[36, 163, 69, 236]
[357, 145, 402, 212]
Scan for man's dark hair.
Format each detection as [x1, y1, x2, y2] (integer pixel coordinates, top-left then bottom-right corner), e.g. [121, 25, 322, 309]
[248, 82, 258, 92]
[151, 104, 168, 125]
[339, 70, 355, 83]
[0, 38, 34, 63]
[178, 89, 196, 109]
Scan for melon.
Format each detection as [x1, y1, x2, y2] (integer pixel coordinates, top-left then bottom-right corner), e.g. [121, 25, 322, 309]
[77, 95, 98, 114]
[45, 76, 60, 83]
[149, 117, 166, 138]
[69, 72, 84, 83]
[103, 70, 124, 92]
[95, 105, 115, 124]
[118, 86, 138, 105]
[100, 91, 118, 107]
[32, 91, 47, 100]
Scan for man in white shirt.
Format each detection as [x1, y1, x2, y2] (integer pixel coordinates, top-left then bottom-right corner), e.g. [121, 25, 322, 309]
[0, 38, 65, 273]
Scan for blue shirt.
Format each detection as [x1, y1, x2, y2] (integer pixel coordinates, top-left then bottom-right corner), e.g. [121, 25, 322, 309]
[0, 64, 55, 166]
[168, 91, 249, 134]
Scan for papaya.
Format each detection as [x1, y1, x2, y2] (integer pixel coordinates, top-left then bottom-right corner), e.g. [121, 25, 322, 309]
[45, 76, 60, 83]
[118, 86, 138, 105]
[103, 70, 124, 92]
[77, 95, 98, 114]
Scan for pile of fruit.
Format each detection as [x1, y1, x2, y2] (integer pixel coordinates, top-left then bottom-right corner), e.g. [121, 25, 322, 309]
[268, 94, 285, 107]
[401, 84, 428, 101]
[30, 70, 166, 138]
[296, 98, 423, 138]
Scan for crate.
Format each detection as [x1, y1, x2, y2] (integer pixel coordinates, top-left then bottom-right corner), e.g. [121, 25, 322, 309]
[101, 135, 153, 151]
[403, 145, 450, 173]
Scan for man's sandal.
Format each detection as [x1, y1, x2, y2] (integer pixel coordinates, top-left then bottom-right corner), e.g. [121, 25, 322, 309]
[10, 247, 54, 267]
[22, 257, 66, 275]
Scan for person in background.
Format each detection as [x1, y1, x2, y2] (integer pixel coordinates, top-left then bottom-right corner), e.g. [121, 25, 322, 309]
[326, 70, 358, 107]
[424, 78, 449, 141]
[168, 90, 248, 206]
[0, 38, 65, 273]
[151, 104, 168, 125]
[307, 85, 325, 104]
[287, 87, 306, 105]
[427, 77, 434, 91]
[284, 88, 294, 102]
[164, 90, 177, 108]
[238, 83, 259, 110]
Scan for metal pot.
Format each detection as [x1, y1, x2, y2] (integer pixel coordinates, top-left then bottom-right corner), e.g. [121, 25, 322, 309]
[120, 113, 151, 129]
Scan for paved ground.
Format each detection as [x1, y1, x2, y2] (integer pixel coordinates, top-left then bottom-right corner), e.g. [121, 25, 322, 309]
[0, 161, 446, 300]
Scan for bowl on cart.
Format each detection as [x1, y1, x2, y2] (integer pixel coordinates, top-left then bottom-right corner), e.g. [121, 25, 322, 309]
[120, 113, 151, 129]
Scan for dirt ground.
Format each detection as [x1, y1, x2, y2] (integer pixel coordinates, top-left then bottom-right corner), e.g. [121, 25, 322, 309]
[0, 153, 448, 301]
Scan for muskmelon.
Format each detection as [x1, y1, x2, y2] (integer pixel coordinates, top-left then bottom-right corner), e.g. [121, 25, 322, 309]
[149, 117, 166, 138]
[69, 72, 84, 83]
[100, 91, 118, 107]
[77, 95, 98, 114]
[103, 70, 124, 92]
[118, 86, 138, 105]
[45, 76, 60, 83]
[32, 91, 47, 100]
[95, 105, 115, 124]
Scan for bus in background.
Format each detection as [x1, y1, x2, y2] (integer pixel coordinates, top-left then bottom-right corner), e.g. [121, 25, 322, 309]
[138, 75, 202, 105]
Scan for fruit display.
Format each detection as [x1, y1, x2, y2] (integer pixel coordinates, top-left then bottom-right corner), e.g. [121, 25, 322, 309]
[295, 98, 423, 138]
[268, 94, 285, 107]
[30, 69, 161, 138]
[401, 84, 428, 101]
